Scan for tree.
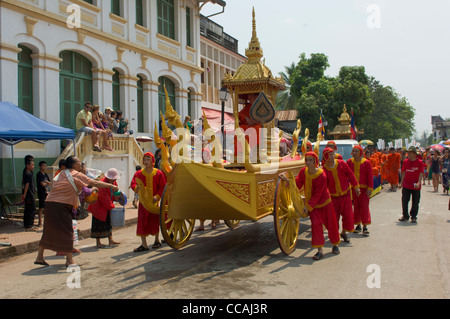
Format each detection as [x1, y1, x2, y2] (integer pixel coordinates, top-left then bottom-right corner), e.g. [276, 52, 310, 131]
[290, 53, 330, 99]
[275, 62, 297, 110]
[363, 78, 415, 142]
[280, 53, 415, 143]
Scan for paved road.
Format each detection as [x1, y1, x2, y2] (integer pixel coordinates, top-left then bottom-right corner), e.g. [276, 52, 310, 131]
[0, 183, 449, 302]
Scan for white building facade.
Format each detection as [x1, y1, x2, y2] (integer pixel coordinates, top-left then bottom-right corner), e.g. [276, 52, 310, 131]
[0, 0, 225, 186]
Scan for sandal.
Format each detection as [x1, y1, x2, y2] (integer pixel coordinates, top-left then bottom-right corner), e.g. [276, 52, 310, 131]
[133, 245, 149, 252]
[93, 145, 102, 152]
[332, 246, 340, 254]
[313, 252, 323, 260]
[340, 233, 350, 243]
[152, 242, 162, 249]
[34, 260, 49, 266]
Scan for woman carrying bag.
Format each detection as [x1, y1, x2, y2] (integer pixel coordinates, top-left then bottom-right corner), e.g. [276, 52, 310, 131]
[34, 156, 119, 268]
[88, 168, 121, 248]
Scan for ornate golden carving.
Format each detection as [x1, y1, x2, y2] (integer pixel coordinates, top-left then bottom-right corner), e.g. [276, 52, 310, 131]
[258, 180, 276, 208]
[216, 181, 250, 204]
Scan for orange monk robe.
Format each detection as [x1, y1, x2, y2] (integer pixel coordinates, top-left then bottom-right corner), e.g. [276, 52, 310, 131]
[386, 152, 401, 185]
[380, 153, 388, 182]
[369, 155, 379, 176]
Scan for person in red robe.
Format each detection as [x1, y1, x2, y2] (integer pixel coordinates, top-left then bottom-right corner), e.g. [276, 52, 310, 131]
[291, 151, 341, 260]
[322, 147, 360, 243]
[347, 145, 373, 236]
[386, 147, 401, 191]
[130, 152, 166, 251]
[320, 141, 343, 167]
[234, 93, 261, 161]
[88, 169, 121, 248]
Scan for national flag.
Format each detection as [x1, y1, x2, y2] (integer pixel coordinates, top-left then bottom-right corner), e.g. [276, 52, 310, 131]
[350, 108, 357, 140]
[318, 113, 325, 137]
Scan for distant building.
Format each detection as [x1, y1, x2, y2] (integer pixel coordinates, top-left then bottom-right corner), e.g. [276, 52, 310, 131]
[431, 115, 450, 140]
[275, 110, 298, 134]
[0, 0, 227, 187]
[199, 14, 247, 131]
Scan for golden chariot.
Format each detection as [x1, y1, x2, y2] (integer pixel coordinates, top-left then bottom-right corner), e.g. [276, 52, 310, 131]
[154, 9, 318, 255]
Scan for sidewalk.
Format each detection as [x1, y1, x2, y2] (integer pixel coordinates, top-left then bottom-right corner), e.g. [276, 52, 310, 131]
[0, 203, 138, 261]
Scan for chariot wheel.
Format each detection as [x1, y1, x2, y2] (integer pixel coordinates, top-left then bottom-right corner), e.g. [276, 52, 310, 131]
[224, 220, 240, 229]
[273, 172, 304, 255]
[159, 184, 195, 250]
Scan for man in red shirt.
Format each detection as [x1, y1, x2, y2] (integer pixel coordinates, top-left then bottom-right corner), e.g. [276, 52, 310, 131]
[399, 146, 424, 223]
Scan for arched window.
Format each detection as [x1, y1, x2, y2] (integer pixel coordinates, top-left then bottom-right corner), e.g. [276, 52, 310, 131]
[59, 51, 93, 129]
[18, 45, 33, 114]
[112, 68, 121, 111]
[137, 75, 144, 132]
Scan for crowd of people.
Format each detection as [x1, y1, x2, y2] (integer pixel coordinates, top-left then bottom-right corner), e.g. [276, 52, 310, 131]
[17, 133, 449, 266]
[19, 149, 166, 267]
[75, 101, 133, 152]
[363, 145, 450, 195]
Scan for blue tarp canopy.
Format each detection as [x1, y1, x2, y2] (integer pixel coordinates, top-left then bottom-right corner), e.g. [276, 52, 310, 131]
[0, 102, 75, 145]
[0, 102, 75, 187]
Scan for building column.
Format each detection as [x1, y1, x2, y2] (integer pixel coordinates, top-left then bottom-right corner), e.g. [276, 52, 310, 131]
[92, 68, 114, 110]
[147, 80, 160, 151]
[0, 43, 21, 105]
[148, 0, 158, 50]
[30, 53, 62, 123]
[175, 87, 189, 120]
[119, 74, 139, 133]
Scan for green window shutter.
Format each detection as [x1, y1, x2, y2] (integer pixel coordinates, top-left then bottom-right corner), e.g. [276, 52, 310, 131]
[112, 69, 121, 111]
[137, 75, 144, 132]
[111, 0, 121, 16]
[157, 0, 175, 39]
[187, 90, 192, 118]
[84, 0, 93, 4]
[59, 51, 93, 129]
[136, 0, 144, 26]
[18, 45, 33, 114]
[186, 6, 191, 47]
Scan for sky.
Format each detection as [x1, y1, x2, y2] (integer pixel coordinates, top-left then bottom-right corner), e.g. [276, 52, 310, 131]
[200, 0, 450, 137]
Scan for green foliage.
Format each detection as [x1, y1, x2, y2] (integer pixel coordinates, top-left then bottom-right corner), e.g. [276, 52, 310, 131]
[278, 53, 415, 142]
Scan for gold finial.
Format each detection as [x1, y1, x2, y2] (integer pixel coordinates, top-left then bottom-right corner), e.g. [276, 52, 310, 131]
[245, 7, 263, 61]
[163, 84, 182, 127]
[252, 7, 257, 39]
[202, 110, 211, 132]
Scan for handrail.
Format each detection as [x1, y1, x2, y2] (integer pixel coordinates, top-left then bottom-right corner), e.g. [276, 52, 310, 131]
[51, 134, 144, 174]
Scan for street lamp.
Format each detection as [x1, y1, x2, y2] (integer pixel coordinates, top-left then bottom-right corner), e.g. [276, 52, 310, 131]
[219, 86, 230, 158]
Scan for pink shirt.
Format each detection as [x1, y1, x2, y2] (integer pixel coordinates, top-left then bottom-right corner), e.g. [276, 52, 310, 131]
[46, 170, 93, 207]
